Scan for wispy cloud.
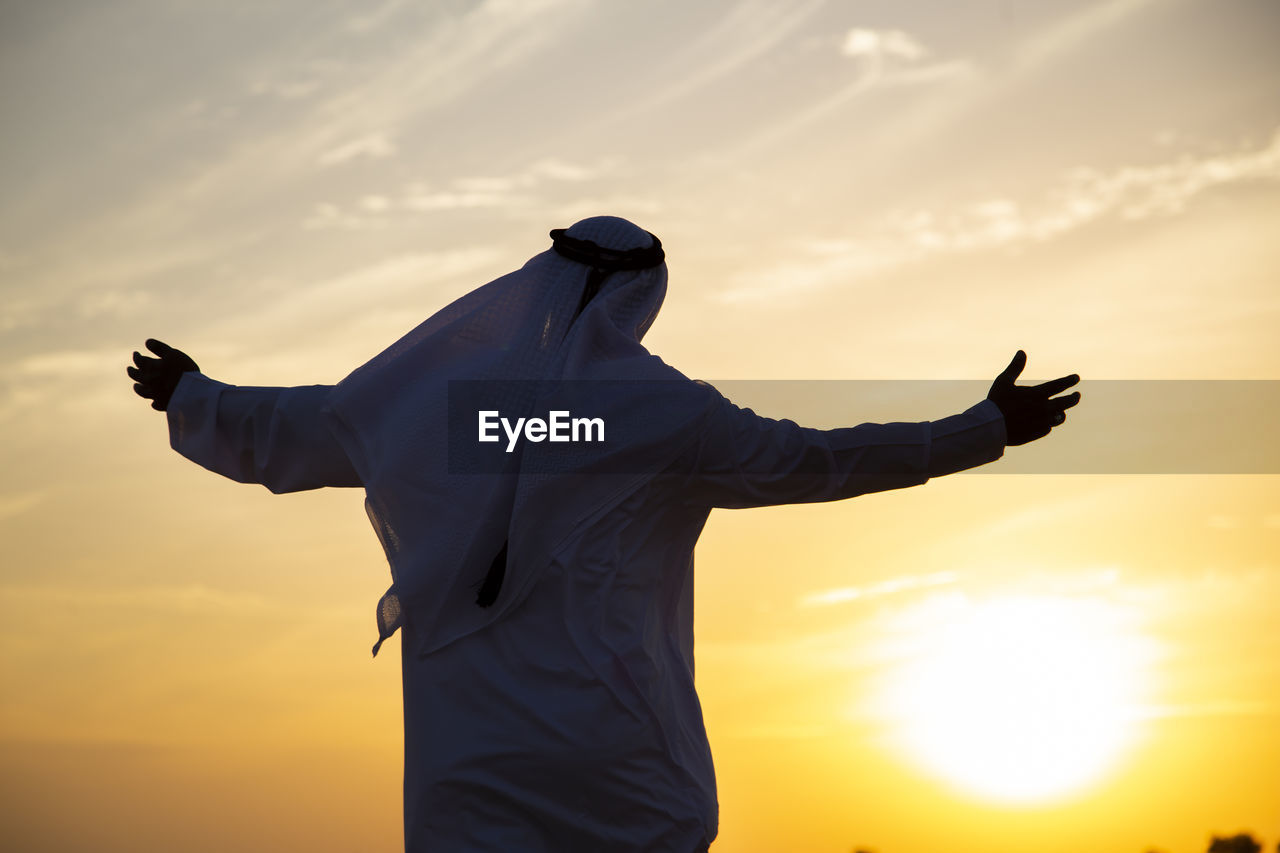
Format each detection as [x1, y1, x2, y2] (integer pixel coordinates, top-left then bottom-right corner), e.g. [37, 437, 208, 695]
[0, 238, 239, 334]
[316, 132, 397, 167]
[75, 288, 152, 319]
[0, 583, 271, 614]
[12, 0, 588, 277]
[200, 247, 506, 376]
[303, 191, 518, 228]
[1013, 0, 1167, 74]
[14, 348, 120, 378]
[898, 131, 1280, 250]
[606, 0, 827, 122]
[548, 194, 666, 224]
[798, 571, 959, 608]
[2, 345, 170, 421]
[718, 130, 1280, 302]
[841, 28, 928, 63]
[0, 491, 45, 522]
[729, 27, 973, 159]
[342, 0, 411, 34]
[249, 74, 327, 101]
[723, 0, 1175, 187]
[303, 157, 620, 229]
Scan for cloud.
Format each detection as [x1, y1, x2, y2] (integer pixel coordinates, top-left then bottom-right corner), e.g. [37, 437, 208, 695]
[238, 248, 501, 325]
[728, 27, 971, 160]
[199, 246, 506, 375]
[607, 0, 828, 120]
[75, 288, 151, 319]
[718, 237, 904, 303]
[1, 345, 158, 422]
[841, 28, 928, 62]
[1013, 0, 1166, 74]
[0, 240, 228, 334]
[0, 583, 270, 614]
[727, 0, 1174, 188]
[304, 157, 621, 229]
[14, 349, 116, 377]
[1, 0, 596, 349]
[549, 194, 665, 223]
[718, 130, 1280, 302]
[303, 192, 518, 228]
[250, 78, 323, 101]
[343, 0, 410, 34]
[403, 192, 518, 212]
[526, 158, 604, 182]
[892, 130, 1280, 252]
[762, 0, 1169, 168]
[316, 132, 396, 167]
[0, 491, 44, 522]
[799, 571, 959, 608]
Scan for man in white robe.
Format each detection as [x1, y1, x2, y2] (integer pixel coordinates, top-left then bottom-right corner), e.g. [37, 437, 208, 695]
[129, 216, 1079, 852]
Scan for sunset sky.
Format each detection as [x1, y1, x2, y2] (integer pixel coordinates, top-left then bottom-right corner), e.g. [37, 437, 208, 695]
[2, 1, 1278, 851]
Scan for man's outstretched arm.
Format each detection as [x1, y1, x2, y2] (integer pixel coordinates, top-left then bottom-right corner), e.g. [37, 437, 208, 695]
[128, 338, 362, 493]
[680, 351, 1079, 509]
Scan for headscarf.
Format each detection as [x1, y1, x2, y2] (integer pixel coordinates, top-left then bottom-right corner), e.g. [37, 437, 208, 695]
[323, 216, 715, 658]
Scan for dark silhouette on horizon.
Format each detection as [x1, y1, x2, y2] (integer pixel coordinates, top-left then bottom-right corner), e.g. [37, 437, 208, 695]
[1209, 833, 1265, 853]
[128, 215, 1080, 852]
[851, 830, 1273, 853]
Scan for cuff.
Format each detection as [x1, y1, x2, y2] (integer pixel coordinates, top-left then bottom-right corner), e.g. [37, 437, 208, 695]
[927, 399, 1007, 477]
[166, 372, 228, 465]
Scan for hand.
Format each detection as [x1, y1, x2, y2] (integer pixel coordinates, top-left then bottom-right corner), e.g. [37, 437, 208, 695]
[986, 350, 1081, 446]
[127, 338, 199, 411]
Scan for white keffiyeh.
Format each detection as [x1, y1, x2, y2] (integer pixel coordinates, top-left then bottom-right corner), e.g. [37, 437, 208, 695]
[323, 216, 715, 658]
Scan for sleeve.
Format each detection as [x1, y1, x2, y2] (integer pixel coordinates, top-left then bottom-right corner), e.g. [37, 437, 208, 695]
[166, 371, 363, 493]
[679, 390, 1006, 509]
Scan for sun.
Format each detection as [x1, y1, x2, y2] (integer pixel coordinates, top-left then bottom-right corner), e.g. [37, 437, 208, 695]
[871, 593, 1153, 804]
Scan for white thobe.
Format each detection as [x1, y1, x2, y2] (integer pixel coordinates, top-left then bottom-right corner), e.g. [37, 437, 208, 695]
[167, 371, 1006, 852]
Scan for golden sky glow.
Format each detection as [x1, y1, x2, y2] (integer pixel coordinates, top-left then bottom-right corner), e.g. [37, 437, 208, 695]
[2, 1, 1278, 851]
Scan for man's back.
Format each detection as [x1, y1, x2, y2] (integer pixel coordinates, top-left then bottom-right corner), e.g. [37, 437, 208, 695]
[400, 478, 716, 852]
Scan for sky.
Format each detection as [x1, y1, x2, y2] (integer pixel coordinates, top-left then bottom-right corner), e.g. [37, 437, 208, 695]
[1, 0, 1278, 851]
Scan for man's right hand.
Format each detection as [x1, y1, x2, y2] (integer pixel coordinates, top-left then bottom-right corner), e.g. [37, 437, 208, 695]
[127, 338, 199, 412]
[986, 350, 1081, 446]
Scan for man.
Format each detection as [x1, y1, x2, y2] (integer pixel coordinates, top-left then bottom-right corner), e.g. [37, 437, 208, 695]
[129, 215, 1079, 852]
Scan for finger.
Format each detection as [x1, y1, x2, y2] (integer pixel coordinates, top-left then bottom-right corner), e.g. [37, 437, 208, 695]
[1034, 374, 1080, 397]
[130, 363, 160, 382]
[145, 339, 174, 357]
[994, 350, 1026, 388]
[133, 351, 160, 369]
[133, 383, 156, 400]
[1050, 391, 1081, 412]
[151, 399, 165, 411]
